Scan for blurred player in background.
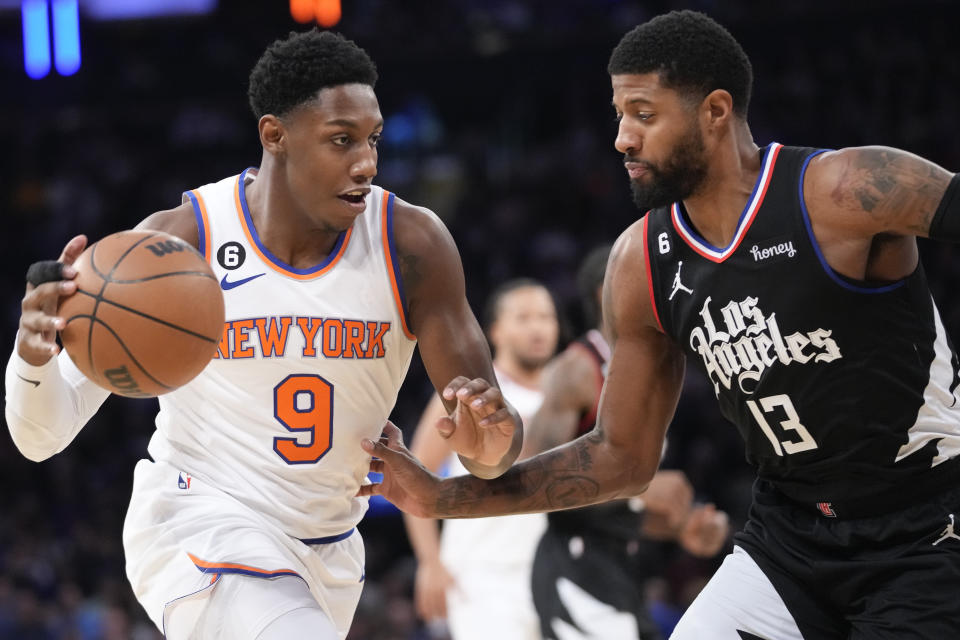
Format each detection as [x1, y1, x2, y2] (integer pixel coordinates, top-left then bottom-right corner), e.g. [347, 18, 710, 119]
[363, 10, 960, 639]
[6, 30, 521, 640]
[523, 245, 728, 640]
[404, 279, 558, 640]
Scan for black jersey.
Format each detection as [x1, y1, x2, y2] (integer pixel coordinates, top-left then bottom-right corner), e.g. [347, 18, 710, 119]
[547, 331, 645, 541]
[645, 143, 960, 516]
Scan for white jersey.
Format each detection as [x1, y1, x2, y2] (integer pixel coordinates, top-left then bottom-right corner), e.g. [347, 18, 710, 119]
[441, 367, 547, 570]
[151, 169, 417, 539]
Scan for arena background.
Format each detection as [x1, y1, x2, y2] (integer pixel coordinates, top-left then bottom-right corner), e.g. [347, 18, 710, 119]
[1, 1, 959, 638]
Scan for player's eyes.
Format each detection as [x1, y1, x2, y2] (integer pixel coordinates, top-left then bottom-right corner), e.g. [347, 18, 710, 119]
[332, 135, 351, 146]
[369, 133, 382, 146]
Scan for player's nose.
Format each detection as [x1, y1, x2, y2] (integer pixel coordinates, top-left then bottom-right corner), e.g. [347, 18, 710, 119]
[614, 120, 641, 155]
[350, 148, 378, 182]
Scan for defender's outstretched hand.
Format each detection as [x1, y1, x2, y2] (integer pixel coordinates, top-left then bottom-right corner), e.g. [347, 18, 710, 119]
[360, 422, 441, 518]
[18, 235, 88, 366]
[436, 376, 519, 470]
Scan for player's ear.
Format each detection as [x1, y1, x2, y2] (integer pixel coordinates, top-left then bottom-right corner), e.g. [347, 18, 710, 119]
[701, 89, 733, 130]
[259, 114, 285, 156]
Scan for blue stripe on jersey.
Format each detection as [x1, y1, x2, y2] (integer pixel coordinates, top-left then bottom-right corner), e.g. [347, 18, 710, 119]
[798, 150, 907, 294]
[237, 167, 349, 276]
[299, 528, 355, 545]
[384, 192, 410, 320]
[184, 190, 206, 259]
[674, 142, 775, 254]
[193, 565, 300, 579]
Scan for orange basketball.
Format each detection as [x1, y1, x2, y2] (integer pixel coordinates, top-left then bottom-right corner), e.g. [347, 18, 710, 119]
[58, 230, 225, 397]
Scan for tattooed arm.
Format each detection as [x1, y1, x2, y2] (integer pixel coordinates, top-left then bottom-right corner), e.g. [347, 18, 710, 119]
[392, 198, 522, 478]
[361, 217, 686, 518]
[803, 147, 954, 281]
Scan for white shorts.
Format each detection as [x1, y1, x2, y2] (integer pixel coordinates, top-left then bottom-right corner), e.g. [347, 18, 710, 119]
[122, 459, 365, 639]
[669, 546, 803, 640]
[445, 563, 541, 640]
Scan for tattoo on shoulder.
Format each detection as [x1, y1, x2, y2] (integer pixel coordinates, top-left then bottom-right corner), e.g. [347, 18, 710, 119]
[832, 148, 949, 234]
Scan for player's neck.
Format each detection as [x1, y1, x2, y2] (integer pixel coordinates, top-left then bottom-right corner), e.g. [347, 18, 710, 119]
[493, 355, 543, 390]
[244, 163, 344, 269]
[681, 126, 761, 249]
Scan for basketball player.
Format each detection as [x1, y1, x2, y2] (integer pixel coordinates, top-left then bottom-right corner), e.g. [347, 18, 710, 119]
[404, 279, 558, 640]
[362, 11, 960, 639]
[5, 31, 521, 640]
[524, 245, 728, 640]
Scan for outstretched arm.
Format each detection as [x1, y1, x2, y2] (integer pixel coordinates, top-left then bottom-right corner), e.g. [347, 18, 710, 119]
[362, 217, 686, 518]
[393, 198, 521, 478]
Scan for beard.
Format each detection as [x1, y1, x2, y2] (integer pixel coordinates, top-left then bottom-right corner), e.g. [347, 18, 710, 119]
[628, 124, 708, 212]
[514, 350, 553, 373]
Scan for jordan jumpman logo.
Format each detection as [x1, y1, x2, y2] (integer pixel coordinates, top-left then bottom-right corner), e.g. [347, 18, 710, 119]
[933, 514, 960, 545]
[669, 261, 694, 300]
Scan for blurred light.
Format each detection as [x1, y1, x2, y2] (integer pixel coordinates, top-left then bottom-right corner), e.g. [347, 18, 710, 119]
[290, 0, 341, 27]
[315, 0, 340, 28]
[22, 0, 51, 79]
[82, 0, 216, 20]
[52, 0, 79, 76]
[290, 0, 313, 23]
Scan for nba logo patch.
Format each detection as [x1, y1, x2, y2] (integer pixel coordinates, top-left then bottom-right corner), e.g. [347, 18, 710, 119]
[178, 472, 192, 490]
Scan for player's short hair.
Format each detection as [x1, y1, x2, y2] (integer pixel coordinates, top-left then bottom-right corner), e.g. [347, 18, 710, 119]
[483, 278, 549, 331]
[248, 29, 378, 120]
[577, 245, 612, 329]
[608, 10, 752, 118]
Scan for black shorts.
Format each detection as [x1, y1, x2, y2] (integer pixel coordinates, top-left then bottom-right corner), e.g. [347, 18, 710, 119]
[734, 479, 960, 639]
[531, 527, 662, 640]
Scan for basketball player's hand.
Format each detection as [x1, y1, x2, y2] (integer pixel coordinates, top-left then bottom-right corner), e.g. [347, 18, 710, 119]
[677, 503, 730, 557]
[414, 558, 456, 621]
[18, 235, 87, 366]
[437, 376, 518, 469]
[360, 422, 441, 518]
[641, 470, 695, 533]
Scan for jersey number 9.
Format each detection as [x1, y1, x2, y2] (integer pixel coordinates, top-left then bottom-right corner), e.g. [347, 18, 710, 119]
[273, 374, 334, 464]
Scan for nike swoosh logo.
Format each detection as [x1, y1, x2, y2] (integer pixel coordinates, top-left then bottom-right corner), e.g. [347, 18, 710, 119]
[220, 273, 266, 290]
[17, 373, 40, 388]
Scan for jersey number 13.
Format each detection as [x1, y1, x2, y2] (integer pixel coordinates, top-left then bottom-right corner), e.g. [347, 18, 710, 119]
[746, 394, 819, 456]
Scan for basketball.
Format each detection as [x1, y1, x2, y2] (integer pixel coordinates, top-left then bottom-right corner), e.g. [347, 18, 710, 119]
[58, 230, 225, 397]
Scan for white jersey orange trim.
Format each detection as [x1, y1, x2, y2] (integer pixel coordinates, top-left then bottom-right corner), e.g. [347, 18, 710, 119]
[233, 168, 353, 280]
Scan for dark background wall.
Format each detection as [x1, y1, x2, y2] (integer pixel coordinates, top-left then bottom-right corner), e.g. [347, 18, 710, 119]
[1, 1, 959, 638]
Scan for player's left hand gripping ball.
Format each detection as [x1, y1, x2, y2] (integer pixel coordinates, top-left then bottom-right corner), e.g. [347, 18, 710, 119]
[438, 376, 517, 467]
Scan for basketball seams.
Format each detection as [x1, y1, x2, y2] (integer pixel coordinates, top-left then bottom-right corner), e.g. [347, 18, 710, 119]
[94, 298, 218, 343]
[103, 270, 218, 285]
[87, 232, 162, 378]
[64, 286, 217, 344]
[81, 315, 175, 393]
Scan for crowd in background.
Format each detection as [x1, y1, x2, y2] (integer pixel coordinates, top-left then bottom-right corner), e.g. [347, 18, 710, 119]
[2, 0, 959, 637]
